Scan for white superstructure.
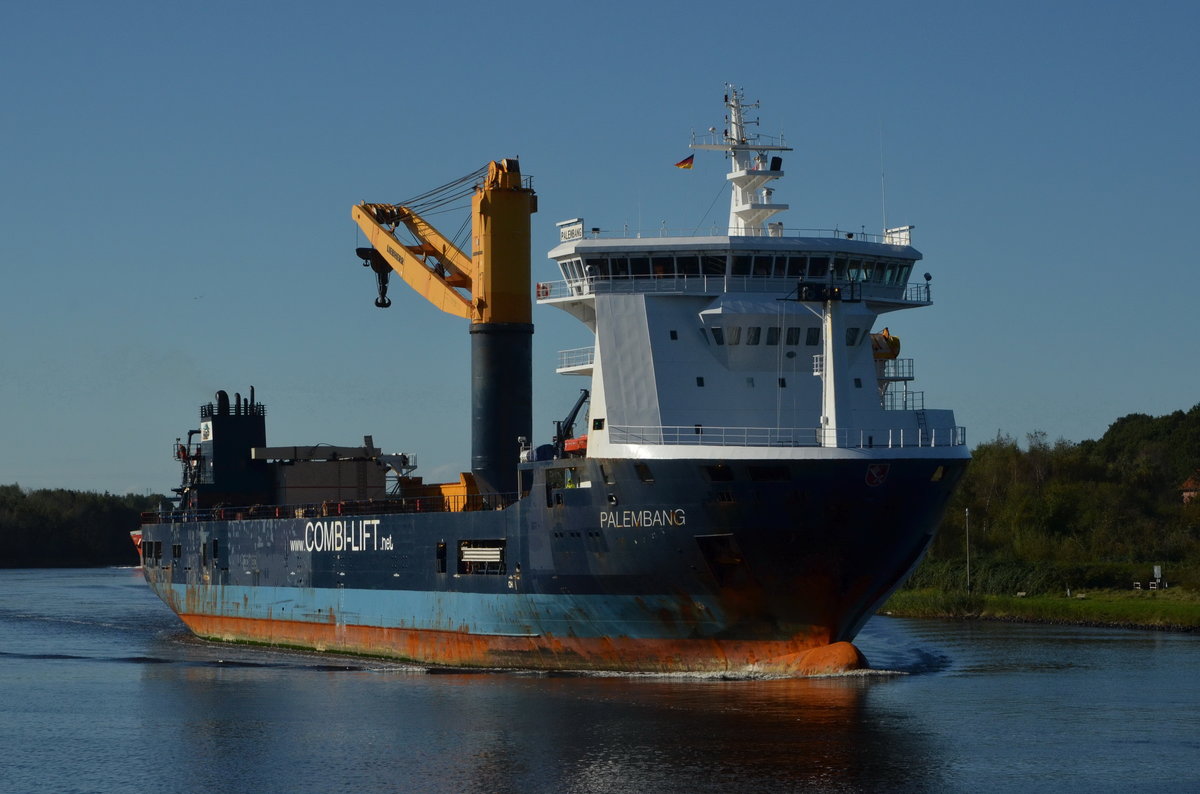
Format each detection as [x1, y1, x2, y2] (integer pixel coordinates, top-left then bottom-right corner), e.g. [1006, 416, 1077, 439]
[541, 87, 966, 464]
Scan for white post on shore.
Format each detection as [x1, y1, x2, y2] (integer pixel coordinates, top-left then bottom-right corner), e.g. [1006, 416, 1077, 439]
[965, 507, 971, 594]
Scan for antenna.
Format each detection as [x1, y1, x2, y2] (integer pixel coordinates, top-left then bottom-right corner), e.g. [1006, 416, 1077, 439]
[879, 121, 888, 234]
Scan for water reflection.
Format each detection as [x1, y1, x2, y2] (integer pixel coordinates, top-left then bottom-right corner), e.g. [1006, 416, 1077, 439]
[5, 570, 1199, 794]
[139, 659, 946, 793]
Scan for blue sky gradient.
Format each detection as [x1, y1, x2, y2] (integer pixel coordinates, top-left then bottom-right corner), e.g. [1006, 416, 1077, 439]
[2, 0, 1197, 493]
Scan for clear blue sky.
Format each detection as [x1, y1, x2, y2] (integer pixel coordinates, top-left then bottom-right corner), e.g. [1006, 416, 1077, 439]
[2, 0, 1197, 494]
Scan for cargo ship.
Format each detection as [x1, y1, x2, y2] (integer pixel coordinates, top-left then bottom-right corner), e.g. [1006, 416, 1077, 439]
[138, 87, 968, 675]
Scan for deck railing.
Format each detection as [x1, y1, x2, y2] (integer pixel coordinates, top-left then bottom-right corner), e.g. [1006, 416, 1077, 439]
[140, 491, 519, 525]
[607, 424, 966, 449]
[536, 275, 931, 304]
[557, 346, 595, 369]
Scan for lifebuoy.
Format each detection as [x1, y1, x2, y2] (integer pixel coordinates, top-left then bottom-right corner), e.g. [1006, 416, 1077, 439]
[536, 282, 550, 299]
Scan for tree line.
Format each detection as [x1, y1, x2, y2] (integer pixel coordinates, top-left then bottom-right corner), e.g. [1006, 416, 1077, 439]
[0, 484, 166, 567]
[910, 404, 1200, 593]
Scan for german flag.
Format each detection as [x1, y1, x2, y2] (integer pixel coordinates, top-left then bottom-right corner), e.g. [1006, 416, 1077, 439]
[674, 154, 695, 169]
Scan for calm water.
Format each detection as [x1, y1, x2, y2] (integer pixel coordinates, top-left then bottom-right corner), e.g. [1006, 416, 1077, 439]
[1, 569, 1197, 793]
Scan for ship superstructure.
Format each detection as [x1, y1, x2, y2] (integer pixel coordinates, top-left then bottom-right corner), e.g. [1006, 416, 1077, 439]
[137, 88, 968, 675]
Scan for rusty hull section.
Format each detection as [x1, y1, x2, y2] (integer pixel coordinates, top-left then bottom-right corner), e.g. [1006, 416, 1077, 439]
[176, 610, 861, 676]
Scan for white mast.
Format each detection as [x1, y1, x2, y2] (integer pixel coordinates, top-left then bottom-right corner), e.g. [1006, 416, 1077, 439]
[691, 85, 792, 236]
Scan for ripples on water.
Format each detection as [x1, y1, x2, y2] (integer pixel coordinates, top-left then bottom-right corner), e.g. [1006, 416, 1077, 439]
[1, 569, 1197, 793]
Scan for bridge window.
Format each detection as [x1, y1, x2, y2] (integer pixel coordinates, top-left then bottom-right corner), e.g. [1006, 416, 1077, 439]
[766, 326, 780, 345]
[677, 255, 700, 275]
[753, 255, 774, 276]
[808, 257, 829, 279]
[610, 257, 629, 277]
[785, 327, 801, 345]
[846, 328, 861, 345]
[584, 258, 608, 277]
[630, 257, 651, 276]
[732, 255, 752, 276]
[711, 327, 725, 345]
[746, 327, 761, 345]
[806, 327, 820, 345]
[703, 254, 727, 275]
[726, 327, 742, 345]
[786, 256, 806, 278]
[652, 256, 673, 276]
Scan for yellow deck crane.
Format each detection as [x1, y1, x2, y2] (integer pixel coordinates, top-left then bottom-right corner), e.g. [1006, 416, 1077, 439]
[351, 159, 537, 497]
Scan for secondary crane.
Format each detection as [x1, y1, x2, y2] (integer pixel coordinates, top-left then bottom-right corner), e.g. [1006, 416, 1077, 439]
[351, 159, 537, 497]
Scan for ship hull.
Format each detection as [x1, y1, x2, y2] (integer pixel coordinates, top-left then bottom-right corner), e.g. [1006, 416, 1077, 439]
[140, 455, 966, 674]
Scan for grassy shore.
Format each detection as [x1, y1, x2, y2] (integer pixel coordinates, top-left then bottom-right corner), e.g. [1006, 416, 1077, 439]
[881, 587, 1200, 632]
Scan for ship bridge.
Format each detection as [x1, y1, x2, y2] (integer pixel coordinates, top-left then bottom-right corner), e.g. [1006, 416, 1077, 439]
[536, 88, 965, 464]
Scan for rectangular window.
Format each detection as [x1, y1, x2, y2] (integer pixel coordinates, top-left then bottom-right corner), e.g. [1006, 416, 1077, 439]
[630, 257, 651, 277]
[806, 327, 820, 346]
[584, 258, 608, 277]
[846, 328, 860, 346]
[786, 256, 806, 278]
[745, 327, 761, 345]
[766, 326, 780, 345]
[172, 543, 181, 559]
[752, 255, 773, 276]
[458, 540, 506, 575]
[703, 255, 727, 275]
[677, 256, 701, 275]
[727, 327, 742, 345]
[651, 256, 673, 277]
[592, 418, 605, 430]
[436, 542, 447, 573]
[696, 376, 705, 387]
[669, 329, 678, 340]
[808, 257, 829, 279]
[778, 377, 787, 388]
[785, 327, 801, 345]
[732, 255, 752, 276]
[609, 257, 629, 277]
[711, 327, 725, 345]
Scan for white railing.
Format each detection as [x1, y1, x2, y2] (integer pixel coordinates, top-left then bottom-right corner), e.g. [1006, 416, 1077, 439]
[535, 276, 931, 304]
[557, 347, 595, 369]
[608, 424, 966, 449]
[568, 226, 907, 243]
